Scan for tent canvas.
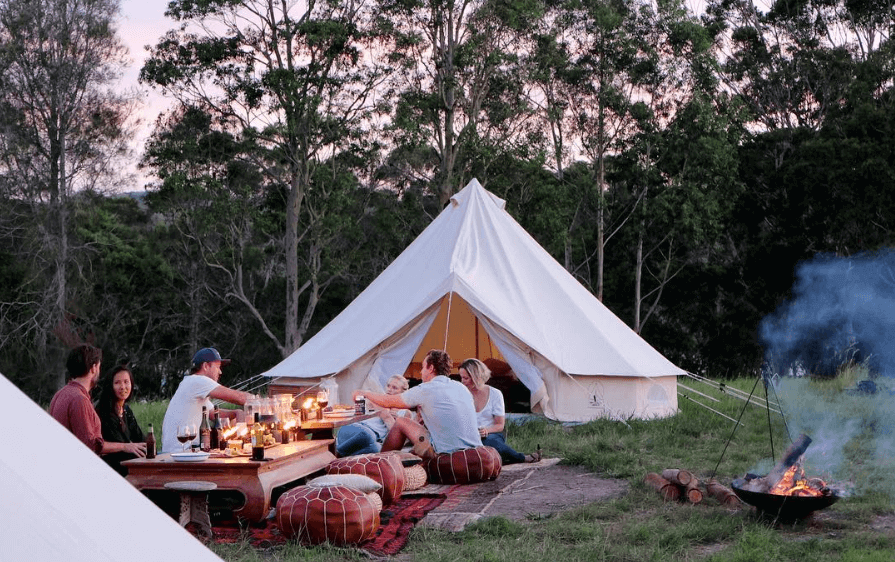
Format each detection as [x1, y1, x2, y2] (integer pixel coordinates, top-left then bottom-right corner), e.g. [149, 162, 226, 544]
[1, 373, 222, 562]
[262, 179, 683, 422]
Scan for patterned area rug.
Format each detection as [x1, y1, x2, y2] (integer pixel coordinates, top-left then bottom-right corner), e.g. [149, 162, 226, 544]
[210, 493, 447, 556]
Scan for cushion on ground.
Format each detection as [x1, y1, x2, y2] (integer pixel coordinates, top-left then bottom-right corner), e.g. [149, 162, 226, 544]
[402, 464, 427, 491]
[423, 445, 502, 485]
[276, 485, 380, 545]
[366, 491, 383, 513]
[327, 452, 405, 505]
[307, 473, 382, 493]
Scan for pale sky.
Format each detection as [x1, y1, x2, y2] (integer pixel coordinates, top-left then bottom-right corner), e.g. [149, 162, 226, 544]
[117, 0, 173, 190]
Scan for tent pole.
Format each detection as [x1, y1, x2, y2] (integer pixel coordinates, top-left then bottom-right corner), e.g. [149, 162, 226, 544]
[443, 292, 453, 352]
[475, 316, 480, 358]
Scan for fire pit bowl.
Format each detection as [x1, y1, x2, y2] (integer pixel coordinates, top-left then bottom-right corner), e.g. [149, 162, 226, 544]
[732, 477, 840, 520]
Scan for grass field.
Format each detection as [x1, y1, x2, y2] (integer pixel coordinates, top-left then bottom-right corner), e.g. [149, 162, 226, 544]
[130, 372, 895, 561]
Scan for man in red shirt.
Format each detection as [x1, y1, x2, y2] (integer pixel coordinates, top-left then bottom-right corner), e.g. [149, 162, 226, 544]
[49, 344, 146, 459]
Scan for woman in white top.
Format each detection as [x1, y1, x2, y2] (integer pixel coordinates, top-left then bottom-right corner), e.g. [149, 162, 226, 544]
[459, 358, 540, 464]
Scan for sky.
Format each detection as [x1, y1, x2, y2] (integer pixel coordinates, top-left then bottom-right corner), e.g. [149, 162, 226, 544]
[117, 0, 175, 190]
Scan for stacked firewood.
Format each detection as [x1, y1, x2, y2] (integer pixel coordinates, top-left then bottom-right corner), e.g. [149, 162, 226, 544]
[643, 469, 741, 508]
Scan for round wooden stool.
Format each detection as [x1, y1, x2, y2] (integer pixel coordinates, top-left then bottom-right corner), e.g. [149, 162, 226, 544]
[164, 480, 217, 538]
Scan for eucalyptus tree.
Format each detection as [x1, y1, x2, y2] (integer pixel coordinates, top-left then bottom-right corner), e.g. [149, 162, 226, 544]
[141, 0, 388, 355]
[616, 0, 746, 334]
[377, 0, 541, 206]
[703, 0, 885, 134]
[0, 0, 133, 390]
[530, 0, 642, 301]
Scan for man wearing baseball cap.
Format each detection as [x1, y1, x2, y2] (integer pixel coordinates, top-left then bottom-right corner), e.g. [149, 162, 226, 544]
[161, 347, 256, 453]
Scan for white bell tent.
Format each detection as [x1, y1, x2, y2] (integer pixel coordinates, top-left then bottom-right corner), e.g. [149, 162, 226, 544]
[1, 373, 223, 562]
[262, 179, 683, 422]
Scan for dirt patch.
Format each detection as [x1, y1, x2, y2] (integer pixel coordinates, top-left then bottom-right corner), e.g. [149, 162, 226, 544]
[414, 459, 628, 531]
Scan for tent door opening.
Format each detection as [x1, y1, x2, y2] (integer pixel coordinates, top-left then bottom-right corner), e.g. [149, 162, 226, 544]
[404, 293, 531, 412]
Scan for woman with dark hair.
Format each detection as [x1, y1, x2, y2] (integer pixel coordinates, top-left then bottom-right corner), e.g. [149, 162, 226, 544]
[95, 366, 146, 475]
[459, 358, 540, 464]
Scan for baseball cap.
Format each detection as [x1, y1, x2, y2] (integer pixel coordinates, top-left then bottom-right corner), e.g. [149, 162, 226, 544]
[192, 347, 231, 367]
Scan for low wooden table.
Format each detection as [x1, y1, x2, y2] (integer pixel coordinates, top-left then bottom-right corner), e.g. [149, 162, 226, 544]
[298, 411, 377, 441]
[124, 439, 336, 523]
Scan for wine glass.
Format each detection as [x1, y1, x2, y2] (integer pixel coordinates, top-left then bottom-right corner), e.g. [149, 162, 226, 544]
[177, 424, 197, 452]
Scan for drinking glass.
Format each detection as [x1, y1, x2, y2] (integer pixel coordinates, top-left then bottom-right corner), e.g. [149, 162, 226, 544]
[316, 390, 329, 411]
[177, 424, 196, 452]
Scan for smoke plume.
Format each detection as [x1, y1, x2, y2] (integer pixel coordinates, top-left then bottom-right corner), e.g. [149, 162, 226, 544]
[759, 251, 895, 496]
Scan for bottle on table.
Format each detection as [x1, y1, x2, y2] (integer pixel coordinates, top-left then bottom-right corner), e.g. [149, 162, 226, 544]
[251, 413, 265, 461]
[199, 406, 211, 452]
[210, 406, 222, 450]
[145, 423, 156, 459]
[355, 394, 366, 416]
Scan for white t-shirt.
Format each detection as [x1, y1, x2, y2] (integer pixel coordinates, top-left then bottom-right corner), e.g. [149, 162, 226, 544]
[475, 386, 506, 429]
[161, 375, 219, 453]
[402, 376, 482, 453]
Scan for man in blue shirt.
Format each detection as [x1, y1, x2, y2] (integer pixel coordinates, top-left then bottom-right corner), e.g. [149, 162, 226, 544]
[355, 350, 482, 459]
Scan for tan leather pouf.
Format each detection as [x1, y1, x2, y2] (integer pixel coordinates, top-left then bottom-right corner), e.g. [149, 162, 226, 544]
[423, 445, 502, 485]
[326, 453, 406, 505]
[276, 485, 379, 545]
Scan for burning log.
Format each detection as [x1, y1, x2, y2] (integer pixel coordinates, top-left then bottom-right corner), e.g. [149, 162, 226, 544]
[706, 478, 741, 508]
[741, 433, 812, 493]
[661, 469, 693, 487]
[644, 473, 681, 502]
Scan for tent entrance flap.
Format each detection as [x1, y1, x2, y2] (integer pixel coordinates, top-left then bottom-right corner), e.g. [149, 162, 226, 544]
[409, 293, 506, 368]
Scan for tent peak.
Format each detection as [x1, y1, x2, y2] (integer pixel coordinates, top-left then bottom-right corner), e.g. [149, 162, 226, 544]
[450, 178, 506, 210]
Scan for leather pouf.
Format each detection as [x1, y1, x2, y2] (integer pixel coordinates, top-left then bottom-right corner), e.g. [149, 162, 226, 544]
[423, 445, 502, 485]
[326, 453, 406, 505]
[276, 485, 379, 546]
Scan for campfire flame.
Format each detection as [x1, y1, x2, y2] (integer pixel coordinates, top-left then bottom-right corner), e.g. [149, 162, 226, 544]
[769, 465, 827, 497]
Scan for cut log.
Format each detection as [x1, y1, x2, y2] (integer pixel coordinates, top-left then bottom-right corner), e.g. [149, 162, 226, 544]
[644, 473, 680, 502]
[684, 478, 703, 504]
[662, 469, 693, 487]
[706, 478, 741, 508]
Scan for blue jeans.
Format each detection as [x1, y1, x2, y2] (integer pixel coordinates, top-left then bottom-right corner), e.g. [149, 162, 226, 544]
[336, 424, 381, 457]
[482, 433, 526, 464]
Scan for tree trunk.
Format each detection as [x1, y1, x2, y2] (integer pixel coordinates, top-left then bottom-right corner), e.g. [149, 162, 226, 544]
[634, 229, 643, 333]
[285, 170, 306, 355]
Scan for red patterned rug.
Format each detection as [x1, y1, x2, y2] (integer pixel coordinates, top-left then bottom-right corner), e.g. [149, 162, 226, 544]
[211, 493, 446, 555]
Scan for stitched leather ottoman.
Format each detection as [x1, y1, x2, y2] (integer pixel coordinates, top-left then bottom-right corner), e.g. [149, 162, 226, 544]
[326, 452, 406, 505]
[276, 485, 379, 545]
[423, 445, 502, 484]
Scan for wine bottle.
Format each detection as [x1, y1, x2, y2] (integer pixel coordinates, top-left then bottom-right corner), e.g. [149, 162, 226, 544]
[251, 413, 265, 461]
[145, 423, 156, 459]
[210, 406, 222, 450]
[199, 406, 211, 452]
